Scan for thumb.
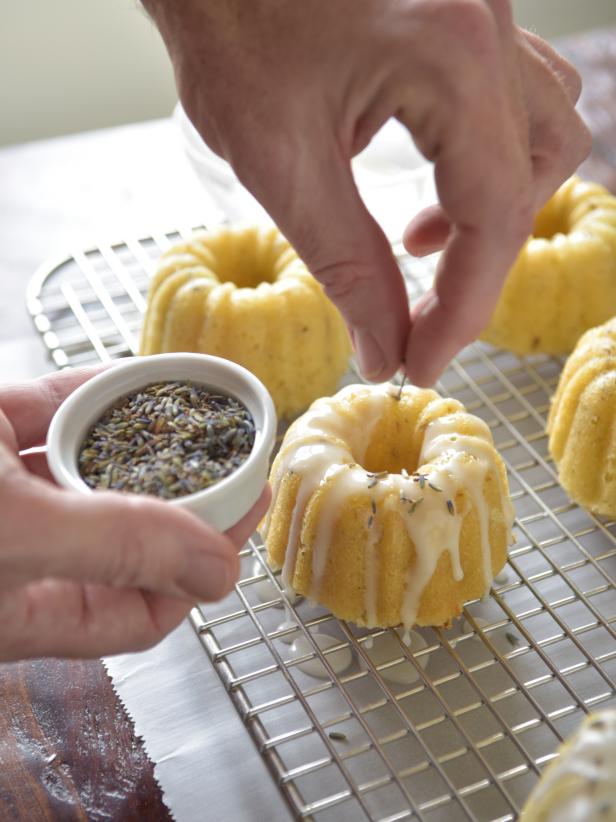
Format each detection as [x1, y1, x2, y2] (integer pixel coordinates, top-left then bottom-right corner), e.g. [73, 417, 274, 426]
[3, 473, 239, 602]
[235, 136, 410, 381]
[403, 204, 451, 257]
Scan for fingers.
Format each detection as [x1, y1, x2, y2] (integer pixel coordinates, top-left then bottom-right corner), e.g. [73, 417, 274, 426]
[405, 228, 515, 386]
[398, 3, 590, 384]
[0, 366, 107, 450]
[402, 30, 587, 266]
[398, 36, 534, 383]
[403, 205, 451, 257]
[0, 435, 270, 661]
[516, 35, 591, 212]
[231, 134, 410, 382]
[0, 481, 271, 660]
[521, 29, 582, 103]
[20, 448, 272, 545]
[20, 448, 54, 482]
[0, 579, 192, 660]
[3, 422, 269, 673]
[1, 471, 241, 603]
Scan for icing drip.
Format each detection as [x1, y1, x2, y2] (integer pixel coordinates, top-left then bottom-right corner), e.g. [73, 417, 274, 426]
[311, 465, 367, 592]
[420, 468, 464, 581]
[276, 603, 298, 645]
[420, 416, 513, 596]
[494, 568, 509, 585]
[308, 467, 465, 629]
[394, 470, 463, 629]
[262, 383, 391, 542]
[421, 416, 515, 530]
[277, 441, 350, 587]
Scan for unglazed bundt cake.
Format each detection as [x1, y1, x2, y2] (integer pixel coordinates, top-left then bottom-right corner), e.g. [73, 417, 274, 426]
[481, 176, 616, 355]
[548, 316, 616, 517]
[263, 383, 514, 630]
[140, 225, 351, 418]
[520, 710, 616, 822]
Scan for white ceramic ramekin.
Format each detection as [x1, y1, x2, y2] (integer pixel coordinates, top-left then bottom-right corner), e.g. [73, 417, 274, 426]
[47, 353, 277, 532]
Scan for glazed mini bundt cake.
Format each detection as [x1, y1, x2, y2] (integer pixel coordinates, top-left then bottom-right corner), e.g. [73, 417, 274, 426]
[548, 316, 616, 518]
[481, 176, 616, 355]
[520, 710, 616, 821]
[263, 383, 514, 630]
[140, 225, 351, 418]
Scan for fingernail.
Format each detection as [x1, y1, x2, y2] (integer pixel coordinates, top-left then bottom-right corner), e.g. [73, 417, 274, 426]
[354, 328, 386, 381]
[178, 552, 234, 601]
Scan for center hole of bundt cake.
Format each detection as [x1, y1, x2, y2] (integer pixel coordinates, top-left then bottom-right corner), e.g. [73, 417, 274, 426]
[213, 244, 277, 288]
[360, 403, 421, 476]
[532, 207, 569, 240]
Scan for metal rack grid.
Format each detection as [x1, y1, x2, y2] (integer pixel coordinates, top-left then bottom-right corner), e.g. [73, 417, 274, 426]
[28, 229, 616, 822]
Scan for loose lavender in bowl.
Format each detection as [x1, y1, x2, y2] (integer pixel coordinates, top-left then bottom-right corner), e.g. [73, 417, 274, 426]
[78, 380, 255, 500]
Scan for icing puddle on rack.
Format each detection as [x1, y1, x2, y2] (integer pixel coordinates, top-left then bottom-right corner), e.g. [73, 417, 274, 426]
[252, 556, 433, 684]
[362, 629, 429, 685]
[289, 632, 353, 679]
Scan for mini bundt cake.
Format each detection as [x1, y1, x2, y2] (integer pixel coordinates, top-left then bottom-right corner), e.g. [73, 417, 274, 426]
[263, 383, 514, 630]
[140, 225, 351, 418]
[548, 316, 616, 517]
[481, 176, 616, 355]
[520, 710, 616, 821]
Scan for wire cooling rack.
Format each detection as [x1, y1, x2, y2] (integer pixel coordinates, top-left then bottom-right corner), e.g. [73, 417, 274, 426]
[28, 229, 616, 822]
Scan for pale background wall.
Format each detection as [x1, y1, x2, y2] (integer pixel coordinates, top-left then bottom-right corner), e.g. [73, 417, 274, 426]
[2, 0, 616, 147]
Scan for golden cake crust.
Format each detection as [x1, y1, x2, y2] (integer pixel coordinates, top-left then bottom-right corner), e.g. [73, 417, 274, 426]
[263, 383, 514, 630]
[140, 225, 351, 418]
[480, 176, 616, 355]
[548, 316, 616, 517]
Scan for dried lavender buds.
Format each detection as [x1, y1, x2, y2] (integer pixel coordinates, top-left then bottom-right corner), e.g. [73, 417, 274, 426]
[78, 381, 255, 500]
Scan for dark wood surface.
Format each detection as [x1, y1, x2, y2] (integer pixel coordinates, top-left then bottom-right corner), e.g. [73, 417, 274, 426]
[0, 26, 615, 822]
[0, 659, 171, 821]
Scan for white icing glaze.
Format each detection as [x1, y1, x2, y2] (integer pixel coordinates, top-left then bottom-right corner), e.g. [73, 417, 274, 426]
[420, 416, 513, 594]
[421, 416, 515, 528]
[392, 470, 464, 629]
[290, 383, 393, 464]
[312, 467, 465, 628]
[276, 606, 298, 645]
[310, 465, 367, 593]
[267, 384, 514, 632]
[521, 710, 616, 822]
[289, 632, 353, 679]
[275, 441, 351, 587]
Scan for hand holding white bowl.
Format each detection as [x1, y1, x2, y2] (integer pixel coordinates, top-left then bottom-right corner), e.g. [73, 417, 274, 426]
[0, 363, 272, 661]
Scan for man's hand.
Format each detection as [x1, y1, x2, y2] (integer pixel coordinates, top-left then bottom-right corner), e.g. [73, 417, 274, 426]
[0, 368, 270, 661]
[145, 0, 590, 385]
